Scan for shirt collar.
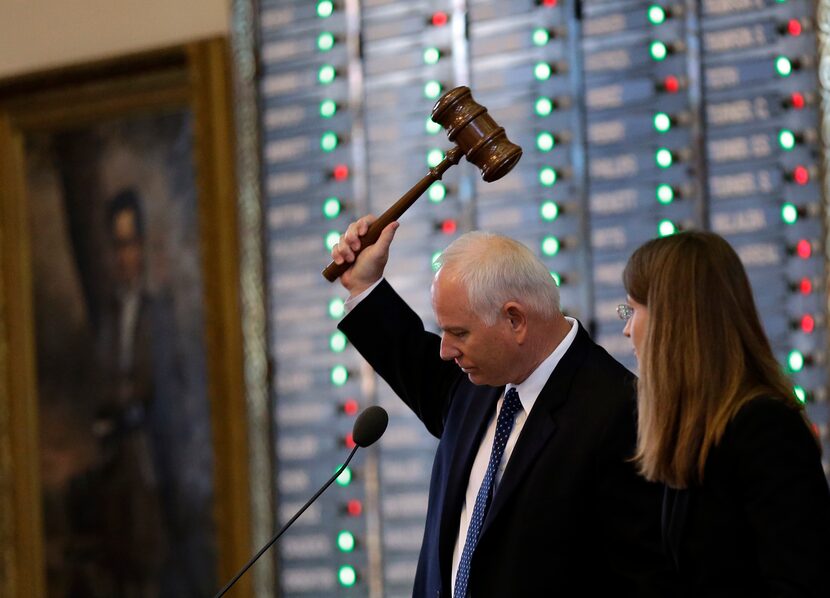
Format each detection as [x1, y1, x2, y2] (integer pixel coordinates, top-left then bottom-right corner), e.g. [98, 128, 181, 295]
[506, 317, 578, 415]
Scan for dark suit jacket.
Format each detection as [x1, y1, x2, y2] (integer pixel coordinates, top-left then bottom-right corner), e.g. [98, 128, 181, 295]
[340, 280, 672, 597]
[663, 396, 830, 597]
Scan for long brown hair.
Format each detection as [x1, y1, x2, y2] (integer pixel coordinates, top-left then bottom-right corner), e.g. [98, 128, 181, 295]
[623, 231, 801, 488]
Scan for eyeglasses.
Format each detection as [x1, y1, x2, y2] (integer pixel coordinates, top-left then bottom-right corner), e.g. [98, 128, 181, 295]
[616, 304, 634, 321]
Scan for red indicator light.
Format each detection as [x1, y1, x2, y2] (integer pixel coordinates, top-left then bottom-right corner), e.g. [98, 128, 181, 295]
[346, 499, 363, 517]
[431, 11, 448, 26]
[663, 75, 679, 94]
[790, 91, 807, 110]
[343, 398, 359, 416]
[787, 19, 802, 36]
[441, 219, 458, 235]
[790, 92, 806, 110]
[800, 314, 815, 334]
[541, 0, 558, 6]
[344, 432, 356, 449]
[799, 277, 813, 295]
[792, 165, 809, 185]
[796, 239, 812, 259]
[333, 164, 349, 181]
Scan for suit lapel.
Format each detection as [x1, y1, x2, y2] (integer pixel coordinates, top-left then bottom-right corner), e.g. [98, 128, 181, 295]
[480, 323, 593, 536]
[438, 386, 501, 582]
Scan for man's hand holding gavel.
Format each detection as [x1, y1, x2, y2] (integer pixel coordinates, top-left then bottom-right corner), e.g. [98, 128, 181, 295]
[330, 215, 399, 296]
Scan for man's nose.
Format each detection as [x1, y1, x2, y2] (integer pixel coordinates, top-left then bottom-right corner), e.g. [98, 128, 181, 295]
[439, 335, 460, 361]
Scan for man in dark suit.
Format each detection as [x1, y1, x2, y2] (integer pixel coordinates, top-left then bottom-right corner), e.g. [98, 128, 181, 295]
[331, 216, 672, 597]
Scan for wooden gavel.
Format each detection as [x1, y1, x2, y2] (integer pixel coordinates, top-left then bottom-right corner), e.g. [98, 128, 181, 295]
[322, 86, 523, 282]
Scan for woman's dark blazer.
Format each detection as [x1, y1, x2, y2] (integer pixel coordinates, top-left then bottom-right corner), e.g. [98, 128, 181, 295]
[663, 396, 830, 597]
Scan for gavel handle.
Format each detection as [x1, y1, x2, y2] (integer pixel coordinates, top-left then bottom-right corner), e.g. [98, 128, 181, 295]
[322, 146, 464, 282]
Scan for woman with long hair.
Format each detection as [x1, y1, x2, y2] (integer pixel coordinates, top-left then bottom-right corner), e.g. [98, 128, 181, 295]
[620, 231, 830, 595]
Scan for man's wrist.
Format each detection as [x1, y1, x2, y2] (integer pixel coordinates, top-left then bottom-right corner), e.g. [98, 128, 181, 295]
[344, 278, 383, 313]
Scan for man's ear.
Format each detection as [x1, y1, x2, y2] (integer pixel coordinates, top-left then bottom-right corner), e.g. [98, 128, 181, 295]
[503, 302, 528, 341]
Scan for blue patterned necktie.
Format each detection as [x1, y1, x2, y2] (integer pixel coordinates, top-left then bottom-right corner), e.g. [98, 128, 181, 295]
[453, 387, 523, 597]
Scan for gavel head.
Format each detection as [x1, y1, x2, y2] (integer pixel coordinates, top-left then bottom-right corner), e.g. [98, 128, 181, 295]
[430, 86, 523, 182]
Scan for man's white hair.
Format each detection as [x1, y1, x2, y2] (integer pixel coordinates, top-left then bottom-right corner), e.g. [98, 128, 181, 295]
[434, 231, 561, 326]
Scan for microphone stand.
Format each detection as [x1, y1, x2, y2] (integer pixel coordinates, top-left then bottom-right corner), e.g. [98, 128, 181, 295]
[213, 445, 360, 598]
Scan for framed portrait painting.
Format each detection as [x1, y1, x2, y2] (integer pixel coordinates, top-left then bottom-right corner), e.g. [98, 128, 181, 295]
[0, 39, 253, 598]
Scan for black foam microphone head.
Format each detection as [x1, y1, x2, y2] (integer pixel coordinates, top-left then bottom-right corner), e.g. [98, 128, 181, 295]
[352, 406, 389, 448]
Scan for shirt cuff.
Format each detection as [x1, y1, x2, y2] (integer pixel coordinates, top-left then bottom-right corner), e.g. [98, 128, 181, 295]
[344, 279, 383, 314]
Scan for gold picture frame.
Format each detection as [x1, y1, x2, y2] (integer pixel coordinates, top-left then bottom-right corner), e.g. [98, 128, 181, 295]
[0, 39, 253, 597]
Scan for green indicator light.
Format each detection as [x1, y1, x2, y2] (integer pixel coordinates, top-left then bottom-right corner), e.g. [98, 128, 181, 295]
[541, 235, 560, 257]
[536, 132, 555, 152]
[330, 330, 348, 353]
[319, 99, 337, 118]
[321, 131, 339, 152]
[534, 62, 552, 81]
[539, 167, 557, 187]
[656, 184, 675, 204]
[431, 251, 442, 271]
[532, 28, 550, 46]
[317, 0, 334, 18]
[427, 148, 445, 167]
[424, 80, 442, 99]
[335, 465, 352, 486]
[794, 385, 807, 404]
[550, 271, 561, 286]
[658, 219, 677, 237]
[317, 31, 335, 52]
[778, 129, 796, 150]
[540, 200, 559, 221]
[331, 365, 349, 386]
[535, 97, 553, 116]
[423, 47, 441, 65]
[328, 297, 345, 319]
[425, 119, 442, 134]
[648, 4, 667, 25]
[323, 197, 341, 219]
[775, 56, 793, 77]
[653, 112, 672, 133]
[781, 202, 799, 224]
[318, 64, 336, 84]
[338, 565, 357, 587]
[787, 350, 805, 372]
[337, 530, 356, 552]
[325, 230, 341, 251]
[650, 40, 668, 61]
[655, 148, 674, 168]
[428, 182, 446, 203]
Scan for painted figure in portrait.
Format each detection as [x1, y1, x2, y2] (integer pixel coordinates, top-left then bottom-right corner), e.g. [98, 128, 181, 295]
[29, 111, 216, 598]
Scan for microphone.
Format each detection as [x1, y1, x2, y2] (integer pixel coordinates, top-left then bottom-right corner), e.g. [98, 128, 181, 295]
[352, 404, 389, 447]
[213, 406, 388, 598]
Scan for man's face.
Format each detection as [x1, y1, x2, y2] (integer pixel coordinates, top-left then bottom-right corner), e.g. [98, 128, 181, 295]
[112, 209, 143, 286]
[431, 269, 518, 386]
